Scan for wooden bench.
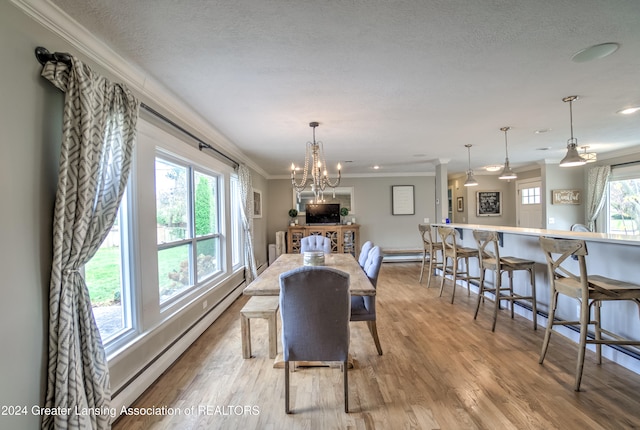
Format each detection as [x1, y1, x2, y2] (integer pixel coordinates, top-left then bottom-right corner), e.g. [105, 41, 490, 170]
[240, 296, 280, 359]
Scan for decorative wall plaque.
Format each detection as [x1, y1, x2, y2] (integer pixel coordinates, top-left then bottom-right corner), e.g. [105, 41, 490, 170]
[552, 189, 581, 205]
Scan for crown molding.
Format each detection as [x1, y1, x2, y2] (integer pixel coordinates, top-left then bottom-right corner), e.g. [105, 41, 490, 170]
[11, 0, 268, 178]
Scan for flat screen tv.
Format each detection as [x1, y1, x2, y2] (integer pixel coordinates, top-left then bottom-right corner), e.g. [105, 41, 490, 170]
[305, 203, 340, 225]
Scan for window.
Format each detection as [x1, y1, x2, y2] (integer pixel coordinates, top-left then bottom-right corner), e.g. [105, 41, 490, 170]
[85, 193, 133, 343]
[521, 186, 541, 205]
[155, 156, 222, 303]
[607, 165, 640, 235]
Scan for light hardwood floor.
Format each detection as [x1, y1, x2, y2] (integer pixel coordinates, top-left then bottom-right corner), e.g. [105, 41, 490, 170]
[113, 263, 640, 429]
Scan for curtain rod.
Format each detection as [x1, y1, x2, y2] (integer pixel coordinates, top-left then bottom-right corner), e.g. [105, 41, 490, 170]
[34, 46, 240, 169]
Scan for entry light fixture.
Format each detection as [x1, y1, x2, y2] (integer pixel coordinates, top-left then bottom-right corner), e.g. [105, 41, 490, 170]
[463, 144, 478, 187]
[498, 126, 517, 180]
[291, 122, 341, 202]
[559, 96, 587, 167]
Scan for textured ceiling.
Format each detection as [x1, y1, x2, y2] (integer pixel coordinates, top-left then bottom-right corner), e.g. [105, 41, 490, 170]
[50, 0, 640, 176]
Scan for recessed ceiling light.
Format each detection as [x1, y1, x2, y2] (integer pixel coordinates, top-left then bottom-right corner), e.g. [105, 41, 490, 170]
[372, 165, 380, 170]
[484, 165, 503, 172]
[534, 129, 551, 134]
[617, 107, 640, 115]
[413, 153, 427, 158]
[571, 42, 619, 63]
[537, 147, 552, 151]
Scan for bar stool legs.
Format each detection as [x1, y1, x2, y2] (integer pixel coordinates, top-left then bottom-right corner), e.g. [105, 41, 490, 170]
[472, 230, 537, 332]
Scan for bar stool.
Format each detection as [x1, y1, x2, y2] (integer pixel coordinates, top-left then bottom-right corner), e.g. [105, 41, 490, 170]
[539, 236, 640, 391]
[240, 296, 280, 359]
[472, 230, 537, 332]
[437, 226, 479, 304]
[418, 224, 443, 287]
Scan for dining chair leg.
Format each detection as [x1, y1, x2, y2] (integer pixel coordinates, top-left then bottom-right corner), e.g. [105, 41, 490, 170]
[343, 360, 349, 413]
[419, 250, 427, 283]
[367, 320, 383, 355]
[575, 298, 590, 391]
[285, 361, 291, 414]
[540, 291, 558, 364]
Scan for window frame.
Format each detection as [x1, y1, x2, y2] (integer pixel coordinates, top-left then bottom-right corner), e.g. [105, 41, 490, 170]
[155, 151, 225, 307]
[605, 164, 640, 235]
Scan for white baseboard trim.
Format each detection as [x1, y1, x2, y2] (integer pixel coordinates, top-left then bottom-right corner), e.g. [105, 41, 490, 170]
[110, 284, 244, 418]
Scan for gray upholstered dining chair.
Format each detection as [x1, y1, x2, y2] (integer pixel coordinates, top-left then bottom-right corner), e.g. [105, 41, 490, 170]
[279, 266, 351, 413]
[358, 240, 374, 268]
[351, 245, 383, 355]
[300, 235, 332, 254]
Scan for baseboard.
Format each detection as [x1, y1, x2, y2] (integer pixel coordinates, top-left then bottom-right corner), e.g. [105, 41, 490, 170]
[110, 283, 244, 418]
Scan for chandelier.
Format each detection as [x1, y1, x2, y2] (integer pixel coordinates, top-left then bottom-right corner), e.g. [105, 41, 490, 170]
[291, 122, 341, 202]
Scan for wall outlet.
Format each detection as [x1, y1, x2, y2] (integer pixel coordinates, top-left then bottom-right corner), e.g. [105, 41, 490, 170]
[548, 217, 555, 224]
[423, 217, 429, 223]
[203, 300, 208, 310]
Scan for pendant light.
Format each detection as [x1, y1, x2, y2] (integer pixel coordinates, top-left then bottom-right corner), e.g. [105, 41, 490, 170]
[559, 96, 587, 167]
[463, 144, 478, 187]
[498, 126, 517, 180]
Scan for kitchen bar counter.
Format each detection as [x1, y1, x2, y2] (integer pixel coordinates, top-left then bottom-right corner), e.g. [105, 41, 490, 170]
[431, 223, 640, 374]
[433, 223, 640, 246]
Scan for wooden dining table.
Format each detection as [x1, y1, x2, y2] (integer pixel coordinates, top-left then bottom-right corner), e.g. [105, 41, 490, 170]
[242, 252, 375, 368]
[243, 253, 376, 297]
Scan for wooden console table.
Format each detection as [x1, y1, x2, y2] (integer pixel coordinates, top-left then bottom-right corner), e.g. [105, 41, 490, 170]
[287, 224, 360, 258]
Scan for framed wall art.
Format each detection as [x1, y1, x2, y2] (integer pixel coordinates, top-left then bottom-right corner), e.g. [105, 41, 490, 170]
[457, 197, 464, 212]
[477, 191, 501, 216]
[392, 185, 415, 215]
[253, 189, 262, 218]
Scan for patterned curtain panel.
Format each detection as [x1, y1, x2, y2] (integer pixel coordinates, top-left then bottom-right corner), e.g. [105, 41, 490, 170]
[238, 164, 258, 282]
[586, 165, 611, 232]
[41, 57, 139, 430]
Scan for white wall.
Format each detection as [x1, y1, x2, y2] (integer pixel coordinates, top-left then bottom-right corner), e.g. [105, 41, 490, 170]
[268, 175, 436, 251]
[542, 163, 585, 230]
[0, 3, 270, 428]
[450, 174, 517, 227]
[0, 3, 63, 428]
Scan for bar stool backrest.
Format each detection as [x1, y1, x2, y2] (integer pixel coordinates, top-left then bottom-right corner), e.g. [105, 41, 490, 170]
[538, 236, 588, 285]
[472, 230, 501, 268]
[437, 226, 458, 257]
